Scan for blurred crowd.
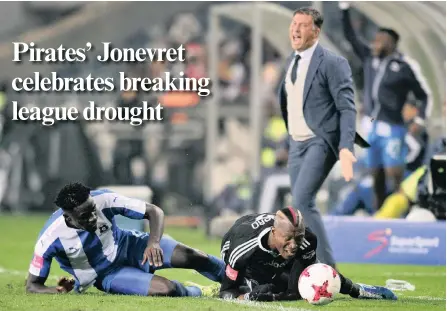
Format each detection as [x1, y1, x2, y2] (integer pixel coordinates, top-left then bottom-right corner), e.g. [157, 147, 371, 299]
[0, 3, 444, 226]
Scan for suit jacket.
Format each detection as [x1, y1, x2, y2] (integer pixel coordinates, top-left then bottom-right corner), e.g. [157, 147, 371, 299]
[278, 44, 369, 158]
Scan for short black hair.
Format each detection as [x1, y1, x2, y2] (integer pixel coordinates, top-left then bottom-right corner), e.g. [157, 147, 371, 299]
[378, 27, 400, 44]
[54, 182, 91, 211]
[293, 7, 324, 29]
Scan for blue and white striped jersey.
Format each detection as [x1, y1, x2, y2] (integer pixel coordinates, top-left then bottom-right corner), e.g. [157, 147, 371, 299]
[28, 189, 146, 292]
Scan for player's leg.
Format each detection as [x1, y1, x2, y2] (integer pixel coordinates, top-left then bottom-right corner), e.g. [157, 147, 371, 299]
[375, 166, 427, 219]
[366, 131, 387, 210]
[330, 184, 363, 216]
[169, 243, 225, 282]
[357, 177, 377, 215]
[124, 230, 224, 283]
[372, 168, 387, 210]
[382, 130, 408, 198]
[334, 270, 397, 300]
[330, 177, 375, 216]
[374, 190, 409, 219]
[97, 266, 202, 297]
[288, 137, 337, 268]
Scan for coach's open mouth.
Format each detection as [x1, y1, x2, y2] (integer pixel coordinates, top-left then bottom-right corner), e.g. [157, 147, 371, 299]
[292, 35, 301, 42]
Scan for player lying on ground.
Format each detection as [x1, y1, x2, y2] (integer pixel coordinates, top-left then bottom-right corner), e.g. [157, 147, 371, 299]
[217, 208, 397, 301]
[25, 182, 224, 297]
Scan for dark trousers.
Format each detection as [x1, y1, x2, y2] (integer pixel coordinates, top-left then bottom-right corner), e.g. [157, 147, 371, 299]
[288, 135, 337, 267]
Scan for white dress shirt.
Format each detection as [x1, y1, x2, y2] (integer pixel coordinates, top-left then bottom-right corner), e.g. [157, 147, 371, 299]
[286, 40, 319, 141]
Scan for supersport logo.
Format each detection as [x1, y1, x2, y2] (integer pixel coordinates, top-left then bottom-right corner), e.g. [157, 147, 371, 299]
[364, 228, 392, 258]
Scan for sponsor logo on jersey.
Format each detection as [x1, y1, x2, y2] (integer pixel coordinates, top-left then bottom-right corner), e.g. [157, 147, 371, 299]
[31, 254, 44, 269]
[263, 259, 288, 269]
[251, 214, 275, 229]
[98, 224, 109, 235]
[302, 250, 316, 260]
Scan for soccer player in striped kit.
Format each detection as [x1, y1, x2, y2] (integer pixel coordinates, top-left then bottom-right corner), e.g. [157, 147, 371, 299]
[26, 182, 224, 297]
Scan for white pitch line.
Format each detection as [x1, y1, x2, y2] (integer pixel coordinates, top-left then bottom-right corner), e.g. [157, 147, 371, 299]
[383, 272, 446, 277]
[401, 296, 446, 301]
[1, 267, 317, 309]
[218, 298, 317, 311]
[2, 266, 444, 304]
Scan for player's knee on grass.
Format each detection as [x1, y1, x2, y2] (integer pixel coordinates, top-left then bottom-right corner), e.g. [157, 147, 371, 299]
[171, 243, 225, 283]
[149, 276, 202, 297]
[171, 244, 209, 269]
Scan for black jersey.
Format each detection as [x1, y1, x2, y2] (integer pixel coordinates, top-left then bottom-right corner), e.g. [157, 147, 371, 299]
[220, 213, 317, 292]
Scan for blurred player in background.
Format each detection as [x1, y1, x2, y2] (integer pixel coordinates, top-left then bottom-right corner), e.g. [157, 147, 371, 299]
[376, 99, 446, 219]
[214, 208, 397, 302]
[340, 2, 432, 210]
[331, 103, 429, 216]
[26, 182, 224, 297]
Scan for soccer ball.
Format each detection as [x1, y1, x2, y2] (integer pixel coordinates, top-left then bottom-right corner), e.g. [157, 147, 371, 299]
[298, 263, 341, 305]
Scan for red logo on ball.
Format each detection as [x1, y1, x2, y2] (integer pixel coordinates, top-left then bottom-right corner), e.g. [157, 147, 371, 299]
[312, 280, 332, 302]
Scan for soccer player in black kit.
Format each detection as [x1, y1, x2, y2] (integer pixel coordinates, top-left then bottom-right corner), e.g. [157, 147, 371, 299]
[219, 207, 398, 301]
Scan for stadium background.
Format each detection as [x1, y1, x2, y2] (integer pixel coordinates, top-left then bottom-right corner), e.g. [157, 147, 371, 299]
[0, 2, 445, 310]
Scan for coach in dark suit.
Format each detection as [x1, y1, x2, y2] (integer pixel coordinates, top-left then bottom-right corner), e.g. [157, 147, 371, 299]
[278, 7, 369, 267]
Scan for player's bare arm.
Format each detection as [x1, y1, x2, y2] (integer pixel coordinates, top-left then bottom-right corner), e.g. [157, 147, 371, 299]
[141, 203, 165, 267]
[26, 274, 74, 294]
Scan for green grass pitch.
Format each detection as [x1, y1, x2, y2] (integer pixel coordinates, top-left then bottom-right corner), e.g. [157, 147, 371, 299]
[0, 214, 445, 311]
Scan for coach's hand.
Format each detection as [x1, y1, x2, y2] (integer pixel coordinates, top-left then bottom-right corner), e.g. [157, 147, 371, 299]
[142, 242, 164, 267]
[339, 148, 357, 182]
[57, 276, 75, 293]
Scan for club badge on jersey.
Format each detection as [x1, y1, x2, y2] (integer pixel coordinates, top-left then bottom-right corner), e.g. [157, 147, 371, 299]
[226, 265, 239, 281]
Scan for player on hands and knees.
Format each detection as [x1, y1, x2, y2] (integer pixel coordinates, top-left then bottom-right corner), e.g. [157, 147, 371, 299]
[217, 207, 397, 301]
[26, 182, 224, 297]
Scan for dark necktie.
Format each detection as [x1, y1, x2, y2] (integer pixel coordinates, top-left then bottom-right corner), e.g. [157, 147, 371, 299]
[291, 54, 301, 84]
